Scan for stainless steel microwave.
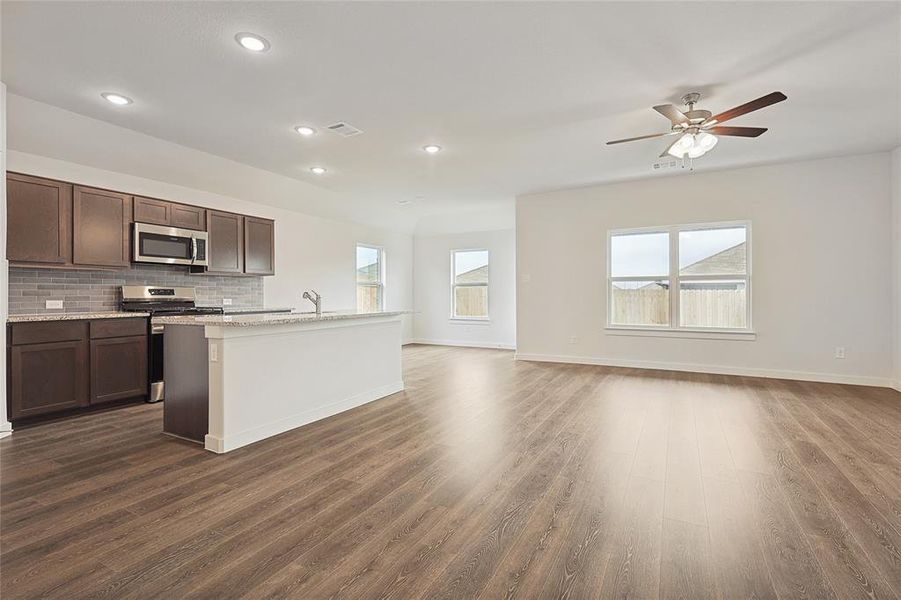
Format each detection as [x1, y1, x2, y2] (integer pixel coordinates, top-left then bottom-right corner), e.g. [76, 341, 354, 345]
[133, 222, 209, 267]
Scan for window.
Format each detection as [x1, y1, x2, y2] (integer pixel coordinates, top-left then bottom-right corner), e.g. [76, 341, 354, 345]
[356, 244, 383, 312]
[608, 222, 750, 331]
[452, 249, 489, 319]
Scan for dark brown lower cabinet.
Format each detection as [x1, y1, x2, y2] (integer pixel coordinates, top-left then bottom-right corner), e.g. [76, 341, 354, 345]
[8, 319, 148, 421]
[9, 340, 89, 419]
[90, 335, 148, 404]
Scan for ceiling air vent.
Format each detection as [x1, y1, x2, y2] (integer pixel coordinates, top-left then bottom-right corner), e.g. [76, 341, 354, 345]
[326, 122, 364, 137]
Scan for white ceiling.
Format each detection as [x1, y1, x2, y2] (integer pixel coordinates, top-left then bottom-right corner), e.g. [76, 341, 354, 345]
[3, 1, 900, 229]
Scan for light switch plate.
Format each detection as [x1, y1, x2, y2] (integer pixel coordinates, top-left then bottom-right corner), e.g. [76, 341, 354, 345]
[45, 300, 64, 309]
[222, 298, 233, 306]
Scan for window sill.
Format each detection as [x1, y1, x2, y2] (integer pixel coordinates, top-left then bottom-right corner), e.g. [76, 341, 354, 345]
[450, 318, 491, 325]
[604, 327, 756, 341]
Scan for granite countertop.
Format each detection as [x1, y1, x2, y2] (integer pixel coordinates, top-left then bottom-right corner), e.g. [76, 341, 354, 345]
[8, 311, 150, 323]
[219, 307, 295, 315]
[153, 310, 406, 327]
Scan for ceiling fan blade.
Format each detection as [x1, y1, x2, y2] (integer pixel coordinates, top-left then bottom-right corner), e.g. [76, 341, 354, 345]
[707, 126, 768, 137]
[606, 131, 674, 145]
[659, 136, 683, 158]
[653, 104, 690, 125]
[706, 91, 787, 125]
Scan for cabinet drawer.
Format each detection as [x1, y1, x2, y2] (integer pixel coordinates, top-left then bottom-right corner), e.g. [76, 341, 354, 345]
[10, 321, 88, 346]
[90, 318, 148, 339]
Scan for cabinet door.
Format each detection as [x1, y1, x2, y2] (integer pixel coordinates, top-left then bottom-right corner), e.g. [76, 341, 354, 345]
[10, 340, 89, 419]
[133, 196, 171, 226]
[73, 186, 131, 267]
[90, 335, 148, 404]
[207, 210, 244, 274]
[170, 204, 206, 231]
[244, 217, 275, 275]
[7, 173, 73, 265]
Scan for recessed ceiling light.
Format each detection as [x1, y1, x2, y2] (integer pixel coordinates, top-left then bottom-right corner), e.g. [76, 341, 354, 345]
[235, 32, 270, 52]
[101, 92, 133, 106]
[294, 126, 316, 136]
[310, 166, 327, 175]
[422, 144, 442, 154]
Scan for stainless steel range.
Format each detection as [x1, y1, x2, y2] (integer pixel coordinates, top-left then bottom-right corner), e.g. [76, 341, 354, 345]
[120, 286, 223, 402]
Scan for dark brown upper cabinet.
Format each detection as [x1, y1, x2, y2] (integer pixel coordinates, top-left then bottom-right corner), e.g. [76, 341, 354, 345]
[134, 196, 206, 231]
[244, 216, 275, 276]
[73, 186, 131, 268]
[7, 172, 272, 275]
[7, 173, 73, 265]
[133, 196, 171, 226]
[206, 210, 245, 274]
[171, 204, 206, 231]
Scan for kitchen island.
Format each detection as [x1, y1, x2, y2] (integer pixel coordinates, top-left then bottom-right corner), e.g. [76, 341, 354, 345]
[155, 310, 405, 453]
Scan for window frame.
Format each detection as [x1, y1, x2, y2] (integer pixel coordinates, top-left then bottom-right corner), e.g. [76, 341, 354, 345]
[450, 248, 490, 321]
[356, 243, 385, 312]
[606, 220, 753, 336]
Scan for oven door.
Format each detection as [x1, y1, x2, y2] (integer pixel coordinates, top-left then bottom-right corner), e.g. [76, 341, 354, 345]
[133, 223, 209, 266]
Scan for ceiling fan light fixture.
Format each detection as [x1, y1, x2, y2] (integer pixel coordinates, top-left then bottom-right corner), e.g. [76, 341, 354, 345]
[667, 132, 718, 159]
[666, 133, 694, 158]
[696, 131, 718, 152]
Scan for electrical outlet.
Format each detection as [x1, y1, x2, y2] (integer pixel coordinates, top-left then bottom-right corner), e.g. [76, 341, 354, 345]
[222, 298, 233, 306]
[569, 336, 579, 345]
[45, 300, 64, 310]
[209, 344, 219, 362]
[834, 347, 846, 359]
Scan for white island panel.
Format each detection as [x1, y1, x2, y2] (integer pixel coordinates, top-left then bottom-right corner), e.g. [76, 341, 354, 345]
[199, 314, 403, 452]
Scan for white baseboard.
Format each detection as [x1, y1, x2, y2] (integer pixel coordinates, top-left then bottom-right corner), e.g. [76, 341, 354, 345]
[513, 352, 893, 388]
[204, 380, 405, 453]
[407, 338, 515, 350]
[891, 380, 901, 393]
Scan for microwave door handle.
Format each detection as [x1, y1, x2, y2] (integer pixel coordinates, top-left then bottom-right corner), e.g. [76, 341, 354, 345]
[191, 237, 197, 263]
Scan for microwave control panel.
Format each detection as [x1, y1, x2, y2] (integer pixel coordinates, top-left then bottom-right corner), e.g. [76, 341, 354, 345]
[195, 239, 207, 261]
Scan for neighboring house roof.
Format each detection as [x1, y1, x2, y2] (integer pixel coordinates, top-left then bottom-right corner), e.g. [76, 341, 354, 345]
[636, 241, 746, 289]
[456, 265, 488, 284]
[356, 262, 379, 281]
[680, 242, 746, 275]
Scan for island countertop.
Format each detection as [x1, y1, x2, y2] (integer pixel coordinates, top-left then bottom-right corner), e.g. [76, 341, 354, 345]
[153, 309, 406, 327]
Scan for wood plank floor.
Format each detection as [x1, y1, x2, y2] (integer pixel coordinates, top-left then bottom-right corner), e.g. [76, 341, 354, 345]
[3, 344, 901, 599]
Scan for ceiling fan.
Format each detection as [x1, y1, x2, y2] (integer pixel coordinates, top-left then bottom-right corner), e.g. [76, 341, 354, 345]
[607, 91, 787, 161]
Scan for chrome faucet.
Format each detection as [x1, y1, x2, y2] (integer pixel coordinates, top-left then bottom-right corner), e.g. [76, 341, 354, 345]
[302, 290, 322, 315]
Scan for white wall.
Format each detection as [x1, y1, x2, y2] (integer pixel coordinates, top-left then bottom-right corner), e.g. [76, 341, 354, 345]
[412, 229, 515, 349]
[1, 83, 12, 437]
[893, 146, 901, 391]
[516, 153, 894, 386]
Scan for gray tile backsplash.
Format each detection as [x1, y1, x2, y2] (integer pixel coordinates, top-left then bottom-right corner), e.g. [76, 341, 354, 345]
[8, 263, 264, 315]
